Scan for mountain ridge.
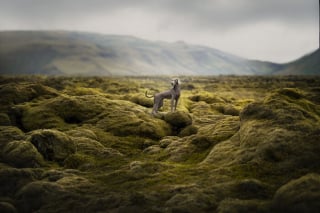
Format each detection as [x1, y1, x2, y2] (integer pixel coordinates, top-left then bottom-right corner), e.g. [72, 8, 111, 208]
[0, 30, 317, 76]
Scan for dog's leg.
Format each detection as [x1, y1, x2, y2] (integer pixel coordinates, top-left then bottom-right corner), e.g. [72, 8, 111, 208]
[174, 97, 179, 111]
[152, 96, 158, 115]
[171, 96, 174, 112]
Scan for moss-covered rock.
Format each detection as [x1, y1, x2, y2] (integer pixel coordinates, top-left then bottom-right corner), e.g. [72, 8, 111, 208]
[66, 128, 98, 140]
[21, 105, 65, 131]
[164, 111, 192, 128]
[0, 83, 58, 111]
[2, 140, 44, 168]
[0, 113, 11, 126]
[0, 168, 41, 197]
[0, 126, 25, 149]
[179, 125, 198, 137]
[96, 101, 171, 139]
[271, 173, 320, 213]
[189, 93, 225, 104]
[165, 191, 217, 212]
[63, 153, 95, 170]
[0, 201, 17, 213]
[126, 94, 153, 108]
[16, 181, 65, 213]
[217, 198, 269, 213]
[27, 129, 76, 162]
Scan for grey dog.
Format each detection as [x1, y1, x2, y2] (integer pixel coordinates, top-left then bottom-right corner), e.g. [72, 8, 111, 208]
[145, 79, 181, 115]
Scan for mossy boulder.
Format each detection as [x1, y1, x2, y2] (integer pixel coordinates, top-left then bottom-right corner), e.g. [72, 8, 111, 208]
[20, 94, 112, 131]
[27, 129, 76, 162]
[21, 105, 65, 131]
[66, 128, 98, 140]
[0, 168, 40, 197]
[0, 83, 58, 111]
[96, 101, 171, 139]
[164, 111, 192, 128]
[0, 113, 11, 126]
[0, 202, 17, 213]
[0, 126, 25, 149]
[47, 95, 107, 124]
[2, 140, 44, 168]
[217, 198, 268, 213]
[126, 94, 153, 107]
[16, 181, 65, 213]
[165, 188, 217, 212]
[189, 93, 225, 104]
[179, 125, 198, 137]
[272, 173, 320, 213]
[63, 153, 95, 170]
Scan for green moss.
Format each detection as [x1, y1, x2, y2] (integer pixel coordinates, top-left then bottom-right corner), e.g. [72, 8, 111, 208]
[63, 153, 95, 169]
[2, 140, 45, 168]
[0, 126, 25, 148]
[27, 129, 76, 163]
[1, 76, 320, 212]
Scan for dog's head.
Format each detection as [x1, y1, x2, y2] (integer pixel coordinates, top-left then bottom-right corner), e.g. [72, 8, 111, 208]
[171, 79, 179, 87]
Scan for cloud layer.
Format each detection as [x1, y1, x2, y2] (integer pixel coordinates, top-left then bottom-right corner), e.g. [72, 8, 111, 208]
[0, 0, 318, 62]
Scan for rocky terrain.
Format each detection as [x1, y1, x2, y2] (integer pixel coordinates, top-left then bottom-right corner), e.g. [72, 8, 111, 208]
[0, 75, 320, 212]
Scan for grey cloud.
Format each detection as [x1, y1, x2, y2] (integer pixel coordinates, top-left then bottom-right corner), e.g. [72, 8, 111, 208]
[0, 0, 318, 62]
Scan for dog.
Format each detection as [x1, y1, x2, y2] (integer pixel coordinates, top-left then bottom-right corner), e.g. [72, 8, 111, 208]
[145, 79, 180, 115]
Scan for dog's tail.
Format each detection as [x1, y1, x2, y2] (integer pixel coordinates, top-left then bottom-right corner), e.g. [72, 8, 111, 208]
[145, 91, 154, 98]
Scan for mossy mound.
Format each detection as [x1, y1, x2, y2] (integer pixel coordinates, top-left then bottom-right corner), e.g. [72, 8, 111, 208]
[96, 100, 171, 139]
[125, 94, 153, 108]
[272, 173, 320, 213]
[0, 126, 25, 149]
[63, 153, 96, 170]
[179, 125, 198, 137]
[0, 83, 58, 111]
[0, 201, 17, 213]
[163, 111, 192, 128]
[66, 128, 98, 140]
[21, 104, 66, 131]
[20, 94, 111, 131]
[27, 129, 76, 163]
[217, 198, 268, 213]
[16, 180, 65, 212]
[2, 140, 44, 168]
[189, 93, 225, 104]
[0, 168, 40, 197]
[47, 95, 108, 124]
[0, 113, 11, 126]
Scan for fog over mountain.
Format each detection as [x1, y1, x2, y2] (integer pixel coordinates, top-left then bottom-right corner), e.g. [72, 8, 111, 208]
[0, 0, 318, 63]
[1, 31, 318, 76]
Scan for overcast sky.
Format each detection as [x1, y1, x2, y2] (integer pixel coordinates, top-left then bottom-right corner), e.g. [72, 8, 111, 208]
[0, 0, 318, 63]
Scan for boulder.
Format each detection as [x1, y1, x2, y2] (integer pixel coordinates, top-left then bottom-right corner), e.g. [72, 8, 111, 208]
[0, 113, 11, 126]
[2, 140, 44, 168]
[0, 202, 17, 213]
[217, 198, 268, 213]
[0, 126, 25, 149]
[271, 173, 320, 213]
[96, 103, 171, 139]
[179, 125, 198, 137]
[27, 129, 76, 162]
[16, 181, 65, 213]
[0, 168, 41, 197]
[163, 111, 192, 128]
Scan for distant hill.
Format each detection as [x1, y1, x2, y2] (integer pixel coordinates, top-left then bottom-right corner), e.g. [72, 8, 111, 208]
[273, 48, 320, 75]
[0, 31, 318, 76]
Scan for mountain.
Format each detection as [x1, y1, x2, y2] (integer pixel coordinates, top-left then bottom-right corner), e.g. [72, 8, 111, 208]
[274, 48, 320, 75]
[0, 31, 282, 76]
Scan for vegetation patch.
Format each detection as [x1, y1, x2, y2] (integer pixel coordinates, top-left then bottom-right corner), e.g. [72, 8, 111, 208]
[0, 76, 319, 212]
